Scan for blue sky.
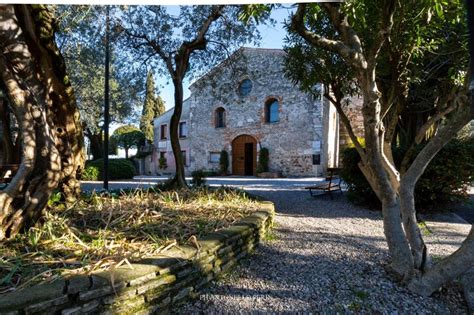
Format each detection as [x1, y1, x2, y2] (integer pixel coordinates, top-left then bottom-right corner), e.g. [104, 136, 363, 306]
[158, 5, 294, 110]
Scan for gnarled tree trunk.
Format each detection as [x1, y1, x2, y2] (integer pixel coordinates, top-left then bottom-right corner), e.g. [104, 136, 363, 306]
[357, 75, 414, 281]
[291, 1, 474, 296]
[0, 4, 84, 240]
[0, 96, 18, 165]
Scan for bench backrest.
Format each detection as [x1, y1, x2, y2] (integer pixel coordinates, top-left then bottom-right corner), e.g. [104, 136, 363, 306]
[326, 168, 342, 186]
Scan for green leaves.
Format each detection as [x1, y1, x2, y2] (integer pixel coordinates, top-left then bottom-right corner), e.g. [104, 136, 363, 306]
[341, 138, 474, 209]
[284, 6, 357, 102]
[121, 5, 262, 81]
[112, 124, 145, 151]
[56, 5, 142, 136]
[140, 71, 165, 142]
[238, 4, 274, 24]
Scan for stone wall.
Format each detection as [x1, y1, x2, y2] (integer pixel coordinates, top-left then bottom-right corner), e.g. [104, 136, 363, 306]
[339, 95, 364, 151]
[188, 48, 324, 177]
[0, 203, 275, 314]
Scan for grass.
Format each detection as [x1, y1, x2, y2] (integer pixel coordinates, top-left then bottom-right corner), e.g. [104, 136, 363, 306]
[351, 288, 369, 300]
[0, 187, 262, 294]
[264, 229, 278, 242]
[418, 221, 433, 236]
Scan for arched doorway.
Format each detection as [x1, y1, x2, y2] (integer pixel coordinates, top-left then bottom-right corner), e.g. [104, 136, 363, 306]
[232, 135, 257, 176]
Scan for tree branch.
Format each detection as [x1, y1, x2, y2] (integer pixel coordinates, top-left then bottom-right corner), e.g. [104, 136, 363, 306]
[291, 4, 363, 68]
[184, 5, 225, 52]
[321, 3, 363, 54]
[413, 101, 456, 145]
[366, 0, 396, 67]
[122, 27, 175, 76]
[400, 91, 457, 173]
[176, 5, 225, 78]
[323, 86, 366, 159]
[403, 89, 470, 184]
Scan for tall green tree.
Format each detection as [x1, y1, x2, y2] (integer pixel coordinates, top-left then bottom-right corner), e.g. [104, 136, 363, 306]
[120, 5, 261, 188]
[288, 1, 472, 295]
[140, 71, 165, 142]
[0, 4, 84, 239]
[112, 125, 145, 159]
[56, 5, 143, 160]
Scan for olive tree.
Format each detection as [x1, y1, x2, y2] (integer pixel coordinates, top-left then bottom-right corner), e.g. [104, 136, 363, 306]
[56, 5, 142, 161]
[288, 1, 473, 296]
[120, 5, 260, 187]
[0, 5, 84, 239]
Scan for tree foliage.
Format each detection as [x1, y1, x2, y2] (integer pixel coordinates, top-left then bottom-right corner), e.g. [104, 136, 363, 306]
[286, 0, 472, 295]
[140, 71, 165, 142]
[55, 5, 143, 160]
[112, 125, 145, 159]
[341, 138, 474, 208]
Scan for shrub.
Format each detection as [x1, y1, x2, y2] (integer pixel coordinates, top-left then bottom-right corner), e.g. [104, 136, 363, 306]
[256, 147, 269, 173]
[219, 150, 229, 175]
[83, 158, 136, 180]
[191, 169, 207, 188]
[340, 148, 380, 207]
[415, 138, 474, 206]
[159, 156, 167, 170]
[202, 170, 218, 177]
[340, 138, 474, 210]
[82, 164, 100, 181]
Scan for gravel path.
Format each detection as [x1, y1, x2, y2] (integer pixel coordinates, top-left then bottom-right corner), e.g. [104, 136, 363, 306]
[177, 187, 468, 314]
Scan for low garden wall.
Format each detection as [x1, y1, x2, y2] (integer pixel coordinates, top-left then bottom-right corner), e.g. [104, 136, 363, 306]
[0, 202, 274, 315]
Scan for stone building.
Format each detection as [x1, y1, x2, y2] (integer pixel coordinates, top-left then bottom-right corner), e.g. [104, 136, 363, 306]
[153, 47, 361, 177]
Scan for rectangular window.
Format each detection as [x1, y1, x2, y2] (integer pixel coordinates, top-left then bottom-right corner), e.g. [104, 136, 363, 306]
[215, 108, 225, 128]
[209, 152, 220, 163]
[312, 154, 321, 165]
[181, 150, 187, 166]
[179, 121, 187, 138]
[159, 151, 166, 159]
[160, 124, 167, 140]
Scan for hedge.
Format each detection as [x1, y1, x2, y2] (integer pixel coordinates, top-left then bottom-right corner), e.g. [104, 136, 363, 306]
[82, 158, 136, 181]
[340, 138, 474, 210]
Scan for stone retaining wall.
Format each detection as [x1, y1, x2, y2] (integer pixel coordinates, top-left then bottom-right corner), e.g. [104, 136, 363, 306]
[0, 202, 275, 315]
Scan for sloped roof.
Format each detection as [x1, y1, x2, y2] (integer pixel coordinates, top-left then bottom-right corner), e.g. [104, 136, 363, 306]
[189, 47, 285, 89]
[154, 97, 191, 124]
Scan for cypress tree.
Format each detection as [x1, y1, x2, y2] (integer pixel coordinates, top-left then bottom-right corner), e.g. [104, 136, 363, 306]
[140, 71, 165, 142]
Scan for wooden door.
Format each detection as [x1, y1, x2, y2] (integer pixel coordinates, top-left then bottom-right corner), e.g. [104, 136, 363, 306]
[232, 135, 257, 176]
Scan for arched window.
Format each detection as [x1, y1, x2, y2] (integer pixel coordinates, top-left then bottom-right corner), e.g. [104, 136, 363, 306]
[215, 107, 226, 128]
[265, 99, 279, 123]
[238, 79, 252, 97]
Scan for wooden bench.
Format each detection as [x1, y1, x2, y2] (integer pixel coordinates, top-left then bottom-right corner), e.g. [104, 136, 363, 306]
[305, 167, 342, 199]
[0, 164, 20, 189]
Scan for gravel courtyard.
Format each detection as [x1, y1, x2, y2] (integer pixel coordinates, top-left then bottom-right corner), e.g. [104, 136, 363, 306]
[177, 186, 470, 313]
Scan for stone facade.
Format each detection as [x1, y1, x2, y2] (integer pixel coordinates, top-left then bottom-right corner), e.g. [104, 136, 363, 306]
[153, 47, 354, 177]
